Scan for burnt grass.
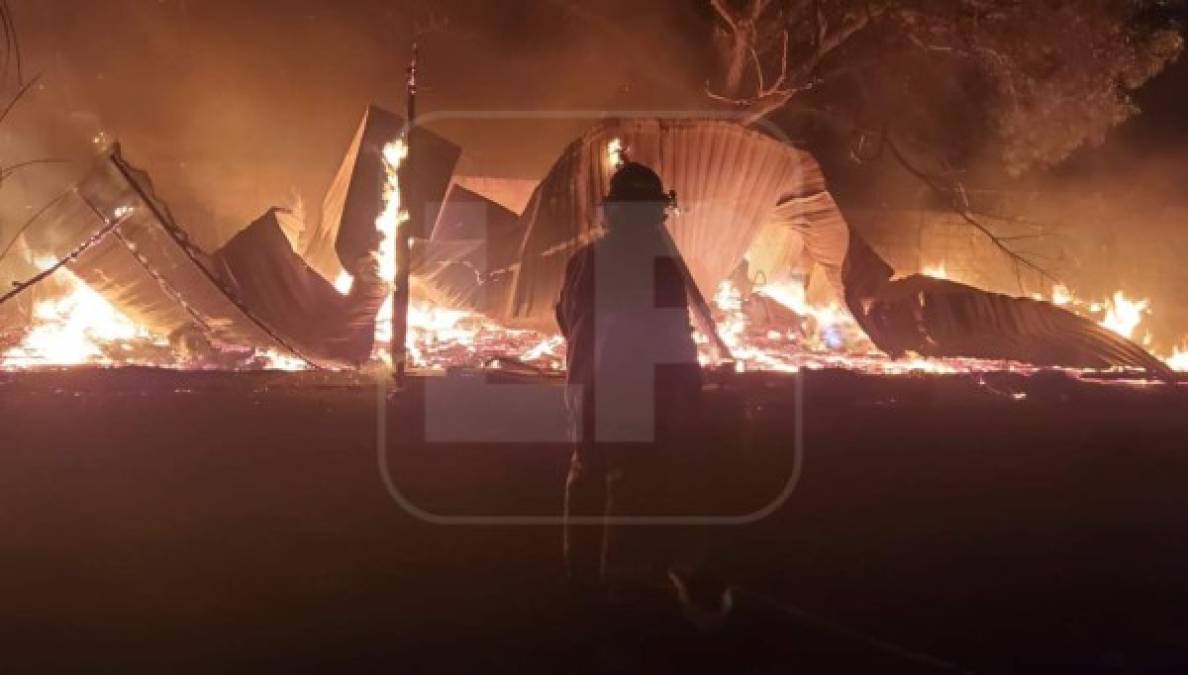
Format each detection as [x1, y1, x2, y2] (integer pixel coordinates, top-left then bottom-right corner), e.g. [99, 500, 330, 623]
[2, 366, 1187, 673]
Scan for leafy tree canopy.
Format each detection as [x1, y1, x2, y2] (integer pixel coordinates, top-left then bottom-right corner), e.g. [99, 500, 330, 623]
[706, 0, 1183, 175]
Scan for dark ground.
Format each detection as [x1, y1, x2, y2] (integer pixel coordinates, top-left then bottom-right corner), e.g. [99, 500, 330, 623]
[2, 366, 1187, 674]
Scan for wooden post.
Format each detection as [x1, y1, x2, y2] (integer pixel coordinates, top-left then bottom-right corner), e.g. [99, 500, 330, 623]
[391, 42, 417, 386]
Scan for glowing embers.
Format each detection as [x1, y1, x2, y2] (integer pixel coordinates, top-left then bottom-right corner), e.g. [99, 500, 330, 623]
[403, 302, 563, 372]
[258, 350, 309, 372]
[697, 279, 1021, 374]
[5, 228, 1182, 375]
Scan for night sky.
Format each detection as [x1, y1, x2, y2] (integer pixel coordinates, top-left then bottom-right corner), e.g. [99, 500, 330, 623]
[2, 0, 1187, 244]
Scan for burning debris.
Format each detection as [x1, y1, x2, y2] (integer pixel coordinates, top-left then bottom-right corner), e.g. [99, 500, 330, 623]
[2, 258, 170, 367]
[847, 272, 1174, 379]
[1, 113, 1183, 379]
[916, 267, 1187, 373]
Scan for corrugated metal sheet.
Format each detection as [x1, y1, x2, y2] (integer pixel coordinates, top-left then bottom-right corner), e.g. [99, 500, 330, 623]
[451, 176, 538, 216]
[745, 191, 850, 297]
[20, 150, 371, 369]
[304, 106, 460, 283]
[212, 209, 384, 366]
[409, 183, 523, 315]
[506, 118, 838, 329]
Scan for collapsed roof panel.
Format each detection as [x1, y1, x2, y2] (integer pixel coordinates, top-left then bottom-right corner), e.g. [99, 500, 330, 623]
[18, 149, 377, 369]
[8, 110, 1171, 377]
[409, 184, 524, 314]
[212, 209, 385, 366]
[842, 241, 1176, 379]
[507, 118, 836, 330]
[304, 108, 369, 283]
[26, 176, 204, 332]
[451, 176, 538, 216]
[744, 191, 850, 298]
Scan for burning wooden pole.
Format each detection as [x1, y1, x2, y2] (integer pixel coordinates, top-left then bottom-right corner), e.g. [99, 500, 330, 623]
[391, 42, 418, 385]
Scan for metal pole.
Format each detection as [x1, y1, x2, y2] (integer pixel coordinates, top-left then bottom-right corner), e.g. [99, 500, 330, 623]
[656, 224, 734, 365]
[391, 41, 417, 385]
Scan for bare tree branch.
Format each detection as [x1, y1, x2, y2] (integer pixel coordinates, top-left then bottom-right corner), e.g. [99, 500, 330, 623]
[706, 0, 885, 122]
[749, 44, 767, 94]
[763, 30, 790, 95]
[710, 0, 738, 31]
[813, 6, 880, 66]
[0, 72, 38, 127]
[813, 0, 827, 50]
[1, 158, 66, 181]
[885, 133, 1058, 285]
[0, 0, 21, 87]
[0, 189, 71, 268]
[749, 0, 773, 23]
[904, 31, 961, 55]
[740, 90, 798, 124]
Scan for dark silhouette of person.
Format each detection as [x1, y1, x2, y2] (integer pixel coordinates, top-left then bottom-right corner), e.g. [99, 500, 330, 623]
[555, 162, 704, 593]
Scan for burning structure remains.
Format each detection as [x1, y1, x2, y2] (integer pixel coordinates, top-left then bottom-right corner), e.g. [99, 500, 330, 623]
[1, 110, 1183, 379]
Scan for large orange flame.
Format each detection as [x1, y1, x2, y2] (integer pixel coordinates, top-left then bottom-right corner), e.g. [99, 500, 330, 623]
[2, 258, 165, 368]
